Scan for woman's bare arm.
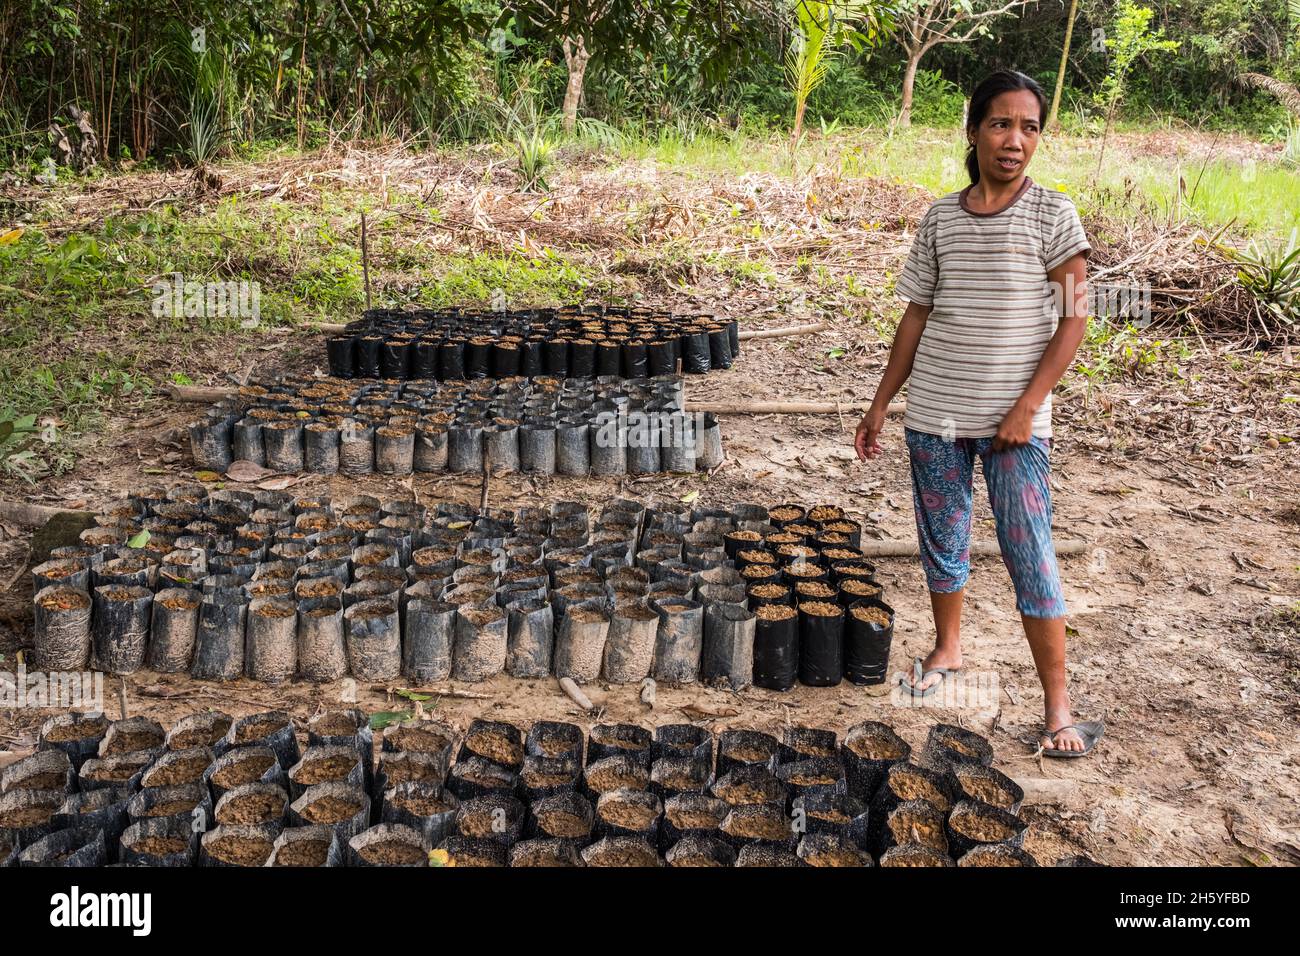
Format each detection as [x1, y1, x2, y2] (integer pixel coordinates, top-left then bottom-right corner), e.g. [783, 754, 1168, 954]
[854, 300, 932, 460]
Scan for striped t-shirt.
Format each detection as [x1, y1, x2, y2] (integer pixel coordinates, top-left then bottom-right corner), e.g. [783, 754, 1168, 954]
[893, 176, 1091, 439]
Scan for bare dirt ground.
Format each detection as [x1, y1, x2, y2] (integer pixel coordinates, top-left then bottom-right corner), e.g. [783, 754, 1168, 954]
[1, 135, 1297, 866]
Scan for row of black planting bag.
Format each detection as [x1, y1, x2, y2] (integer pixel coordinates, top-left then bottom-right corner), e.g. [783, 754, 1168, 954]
[326, 304, 741, 381]
[188, 374, 723, 476]
[3, 711, 1080, 867]
[29, 493, 893, 690]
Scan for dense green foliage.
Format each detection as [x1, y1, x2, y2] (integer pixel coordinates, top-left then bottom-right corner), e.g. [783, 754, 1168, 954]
[1, 0, 1298, 171]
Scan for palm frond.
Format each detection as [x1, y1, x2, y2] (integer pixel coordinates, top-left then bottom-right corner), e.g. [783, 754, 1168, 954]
[1236, 72, 1300, 118]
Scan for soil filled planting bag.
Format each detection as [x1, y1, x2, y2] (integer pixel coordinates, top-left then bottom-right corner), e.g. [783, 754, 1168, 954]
[581, 835, 662, 867]
[505, 598, 553, 678]
[701, 603, 755, 691]
[649, 595, 704, 684]
[452, 603, 508, 682]
[841, 722, 911, 801]
[287, 745, 367, 802]
[288, 783, 370, 842]
[921, 723, 995, 771]
[797, 601, 844, 687]
[191, 591, 247, 681]
[91, 584, 153, 674]
[381, 782, 458, 846]
[38, 713, 109, 772]
[32, 585, 93, 670]
[348, 822, 430, 867]
[225, 711, 300, 772]
[797, 832, 872, 868]
[1, 750, 73, 796]
[845, 599, 894, 685]
[344, 598, 402, 681]
[752, 604, 798, 691]
[245, 596, 298, 683]
[201, 822, 282, 867]
[525, 721, 585, 763]
[267, 825, 344, 867]
[204, 746, 285, 804]
[553, 602, 610, 683]
[297, 596, 348, 681]
[947, 763, 1024, 814]
[119, 817, 199, 866]
[454, 793, 525, 846]
[17, 826, 108, 868]
[403, 596, 456, 682]
[147, 587, 201, 672]
[509, 837, 583, 867]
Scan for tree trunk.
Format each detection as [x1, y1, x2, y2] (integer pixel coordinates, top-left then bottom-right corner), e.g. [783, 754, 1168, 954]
[1047, 0, 1080, 131]
[899, 51, 921, 128]
[561, 34, 590, 135]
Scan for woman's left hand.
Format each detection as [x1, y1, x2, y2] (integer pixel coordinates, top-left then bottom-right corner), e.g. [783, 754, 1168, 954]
[992, 402, 1035, 451]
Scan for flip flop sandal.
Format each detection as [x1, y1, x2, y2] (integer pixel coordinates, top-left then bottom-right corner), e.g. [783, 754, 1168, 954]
[1040, 720, 1104, 759]
[899, 656, 960, 699]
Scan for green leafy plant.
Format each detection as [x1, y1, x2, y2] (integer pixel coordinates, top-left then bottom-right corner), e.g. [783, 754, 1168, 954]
[785, 1, 888, 148]
[514, 128, 555, 191]
[1218, 231, 1300, 329]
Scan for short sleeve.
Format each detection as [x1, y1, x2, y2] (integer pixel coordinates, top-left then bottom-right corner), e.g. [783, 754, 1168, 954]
[894, 205, 939, 306]
[1044, 199, 1091, 271]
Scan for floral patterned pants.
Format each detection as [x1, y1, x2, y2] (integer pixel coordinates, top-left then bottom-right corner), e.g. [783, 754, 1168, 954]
[904, 428, 1067, 619]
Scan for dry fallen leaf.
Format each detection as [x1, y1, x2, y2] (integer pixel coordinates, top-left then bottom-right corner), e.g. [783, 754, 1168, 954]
[257, 474, 305, 491]
[225, 460, 277, 482]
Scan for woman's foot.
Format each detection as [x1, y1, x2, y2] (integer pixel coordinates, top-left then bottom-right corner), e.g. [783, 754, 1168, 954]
[900, 647, 963, 693]
[1041, 702, 1085, 753]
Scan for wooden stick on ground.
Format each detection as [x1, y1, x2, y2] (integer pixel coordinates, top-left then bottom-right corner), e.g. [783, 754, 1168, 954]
[0, 500, 86, 528]
[737, 320, 827, 341]
[360, 211, 372, 311]
[165, 383, 235, 403]
[858, 537, 1088, 558]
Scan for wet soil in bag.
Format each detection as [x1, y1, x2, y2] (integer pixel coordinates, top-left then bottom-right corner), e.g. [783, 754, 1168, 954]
[288, 745, 366, 801]
[446, 756, 517, 802]
[344, 598, 402, 681]
[127, 783, 210, 833]
[0, 789, 69, 851]
[200, 822, 283, 867]
[17, 826, 108, 868]
[33, 584, 92, 671]
[345, 822, 431, 868]
[947, 763, 1024, 814]
[439, 835, 507, 867]
[778, 758, 845, 805]
[719, 803, 798, 851]
[594, 787, 662, 842]
[191, 593, 247, 681]
[777, 727, 839, 765]
[226, 711, 300, 772]
[38, 713, 108, 772]
[381, 721, 456, 768]
[91, 584, 153, 674]
[716, 730, 780, 777]
[120, 817, 198, 866]
[652, 725, 713, 767]
[140, 747, 214, 789]
[509, 837, 584, 867]
[504, 598, 553, 678]
[525, 721, 585, 763]
[452, 603, 508, 682]
[454, 793, 525, 846]
[796, 601, 844, 687]
[844, 599, 893, 685]
[958, 843, 1038, 867]
[204, 747, 284, 804]
[650, 755, 713, 800]
[752, 603, 798, 691]
[98, 717, 165, 759]
[587, 724, 652, 768]
[870, 762, 955, 818]
[582, 755, 650, 799]
[1, 750, 73, 795]
[798, 832, 872, 868]
[710, 765, 786, 810]
[877, 843, 954, 868]
[458, 719, 524, 771]
[554, 602, 610, 684]
[78, 751, 156, 794]
[792, 787, 869, 848]
[920, 723, 995, 771]
[581, 835, 662, 867]
[665, 833, 735, 867]
[268, 825, 344, 867]
[526, 790, 594, 843]
[381, 781, 458, 846]
[733, 843, 806, 867]
[288, 783, 370, 842]
[297, 596, 348, 681]
[402, 597, 456, 682]
[145, 587, 200, 673]
[841, 722, 911, 802]
[881, 798, 959, 866]
[946, 800, 1028, 857]
[213, 781, 289, 829]
[166, 711, 233, 751]
[701, 603, 755, 691]
[518, 755, 581, 803]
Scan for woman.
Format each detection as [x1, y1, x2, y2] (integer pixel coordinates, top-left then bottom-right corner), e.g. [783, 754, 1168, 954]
[854, 70, 1102, 757]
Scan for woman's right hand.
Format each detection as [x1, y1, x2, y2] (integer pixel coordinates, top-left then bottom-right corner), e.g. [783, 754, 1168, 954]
[854, 404, 887, 461]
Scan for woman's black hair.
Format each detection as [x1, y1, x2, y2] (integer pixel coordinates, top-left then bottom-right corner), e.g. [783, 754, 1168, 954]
[964, 70, 1048, 184]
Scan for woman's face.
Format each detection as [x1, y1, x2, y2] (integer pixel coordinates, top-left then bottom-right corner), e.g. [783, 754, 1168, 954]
[969, 89, 1042, 184]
